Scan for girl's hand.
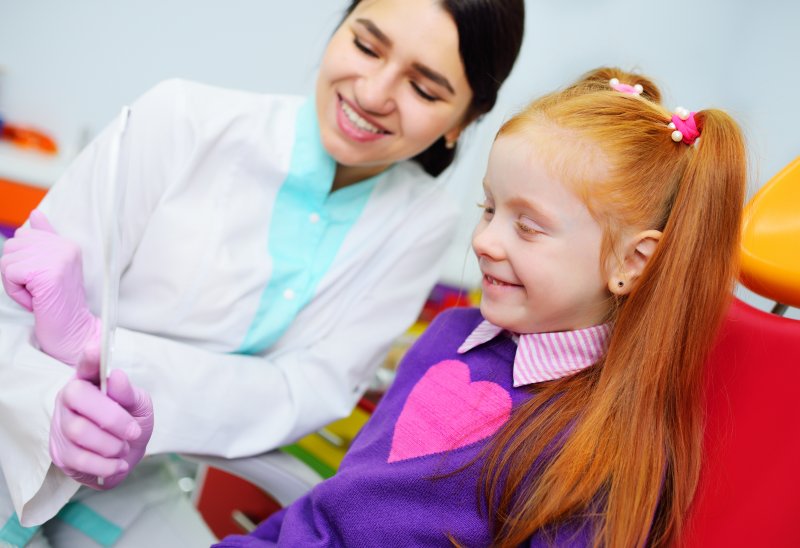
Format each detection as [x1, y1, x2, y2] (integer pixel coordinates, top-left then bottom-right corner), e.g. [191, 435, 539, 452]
[0, 209, 100, 366]
[49, 346, 154, 490]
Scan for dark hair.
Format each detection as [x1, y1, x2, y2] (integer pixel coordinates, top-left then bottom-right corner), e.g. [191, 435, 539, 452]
[342, 0, 525, 176]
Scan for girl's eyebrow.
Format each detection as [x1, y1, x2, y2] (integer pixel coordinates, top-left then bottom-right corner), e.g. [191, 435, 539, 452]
[482, 180, 557, 228]
[507, 196, 558, 229]
[356, 18, 455, 95]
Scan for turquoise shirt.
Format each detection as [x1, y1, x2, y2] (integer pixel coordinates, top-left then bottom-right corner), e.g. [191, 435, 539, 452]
[238, 99, 386, 354]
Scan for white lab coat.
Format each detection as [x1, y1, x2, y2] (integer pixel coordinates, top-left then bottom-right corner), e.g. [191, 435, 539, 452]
[0, 79, 459, 530]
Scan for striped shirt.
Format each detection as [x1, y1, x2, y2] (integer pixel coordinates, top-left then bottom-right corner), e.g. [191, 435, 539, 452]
[458, 320, 610, 387]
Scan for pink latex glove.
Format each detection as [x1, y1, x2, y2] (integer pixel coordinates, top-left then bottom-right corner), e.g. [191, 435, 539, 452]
[50, 344, 154, 490]
[0, 209, 100, 366]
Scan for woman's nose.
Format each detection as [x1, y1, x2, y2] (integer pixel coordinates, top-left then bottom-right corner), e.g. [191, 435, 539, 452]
[355, 67, 396, 115]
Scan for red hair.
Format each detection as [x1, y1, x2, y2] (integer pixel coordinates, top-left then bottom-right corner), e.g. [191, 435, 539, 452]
[479, 68, 746, 546]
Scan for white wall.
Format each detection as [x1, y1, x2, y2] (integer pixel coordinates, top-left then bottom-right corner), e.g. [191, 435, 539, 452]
[1, 0, 797, 317]
[0, 1, 339, 144]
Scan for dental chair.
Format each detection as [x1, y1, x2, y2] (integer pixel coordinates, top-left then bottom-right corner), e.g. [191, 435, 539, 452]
[192, 401, 371, 537]
[682, 156, 800, 546]
[194, 158, 800, 544]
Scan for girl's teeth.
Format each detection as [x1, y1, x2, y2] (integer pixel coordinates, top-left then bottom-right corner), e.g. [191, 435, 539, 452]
[341, 100, 382, 134]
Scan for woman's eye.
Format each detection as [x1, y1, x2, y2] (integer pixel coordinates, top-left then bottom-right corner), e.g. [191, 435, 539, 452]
[353, 38, 378, 58]
[411, 81, 439, 102]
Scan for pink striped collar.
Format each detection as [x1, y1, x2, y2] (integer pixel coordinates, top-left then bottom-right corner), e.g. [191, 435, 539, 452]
[457, 320, 611, 387]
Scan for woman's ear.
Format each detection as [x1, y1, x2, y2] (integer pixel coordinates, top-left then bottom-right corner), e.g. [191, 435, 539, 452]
[443, 126, 464, 149]
[444, 111, 479, 149]
[608, 229, 662, 296]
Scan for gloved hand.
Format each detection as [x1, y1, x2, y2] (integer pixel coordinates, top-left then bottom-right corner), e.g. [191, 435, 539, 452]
[0, 209, 100, 366]
[50, 345, 154, 490]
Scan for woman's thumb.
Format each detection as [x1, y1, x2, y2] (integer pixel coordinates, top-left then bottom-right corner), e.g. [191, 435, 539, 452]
[107, 369, 152, 418]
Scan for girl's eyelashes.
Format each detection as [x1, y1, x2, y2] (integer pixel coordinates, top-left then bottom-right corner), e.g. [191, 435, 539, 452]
[516, 216, 545, 236]
[476, 201, 495, 216]
[353, 37, 378, 58]
[477, 201, 542, 235]
[515, 220, 542, 235]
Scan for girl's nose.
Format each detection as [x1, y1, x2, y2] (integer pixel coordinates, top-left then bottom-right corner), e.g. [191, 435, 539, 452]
[472, 220, 505, 261]
[355, 67, 396, 115]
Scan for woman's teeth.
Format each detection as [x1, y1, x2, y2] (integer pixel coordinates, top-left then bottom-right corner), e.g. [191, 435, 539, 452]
[341, 100, 384, 134]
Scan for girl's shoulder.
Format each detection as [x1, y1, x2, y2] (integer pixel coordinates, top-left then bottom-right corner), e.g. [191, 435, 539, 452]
[424, 306, 485, 344]
[395, 307, 485, 369]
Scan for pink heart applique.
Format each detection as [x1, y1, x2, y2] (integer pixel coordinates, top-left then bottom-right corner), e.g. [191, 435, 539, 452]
[388, 359, 512, 463]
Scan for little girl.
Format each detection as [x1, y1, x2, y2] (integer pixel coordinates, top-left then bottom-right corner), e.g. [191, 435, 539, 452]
[219, 65, 746, 547]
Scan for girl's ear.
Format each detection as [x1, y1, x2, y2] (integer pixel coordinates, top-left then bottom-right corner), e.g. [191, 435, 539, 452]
[608, 229, 662, 296]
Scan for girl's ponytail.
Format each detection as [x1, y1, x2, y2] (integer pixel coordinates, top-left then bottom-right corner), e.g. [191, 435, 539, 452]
[597, 107, 746, 545]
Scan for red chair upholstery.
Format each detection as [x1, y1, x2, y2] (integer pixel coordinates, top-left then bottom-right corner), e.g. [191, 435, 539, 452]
[682, 298, 800, 546]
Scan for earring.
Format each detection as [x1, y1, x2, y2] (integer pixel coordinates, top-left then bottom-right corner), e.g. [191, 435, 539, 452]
[617, 281, 624, 288]
[445, 139, 456, 150]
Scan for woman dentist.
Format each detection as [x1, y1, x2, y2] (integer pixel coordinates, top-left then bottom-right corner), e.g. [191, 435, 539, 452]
[0, 0, 525, 545]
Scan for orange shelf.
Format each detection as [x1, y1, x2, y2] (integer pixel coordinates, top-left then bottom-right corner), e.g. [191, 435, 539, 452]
[0, 178, 47, 227]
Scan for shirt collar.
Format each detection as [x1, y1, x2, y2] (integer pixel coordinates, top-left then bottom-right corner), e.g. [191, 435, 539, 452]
[292, 97, 391, 217]
[457, 320, 611, 388]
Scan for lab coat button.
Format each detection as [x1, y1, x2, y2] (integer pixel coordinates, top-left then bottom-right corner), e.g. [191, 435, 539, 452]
[283, 288, 295, 300]
[309, 212, 320, 224]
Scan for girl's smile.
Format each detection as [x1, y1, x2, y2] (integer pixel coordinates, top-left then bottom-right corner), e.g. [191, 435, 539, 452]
[483, 274, 520, 287]
[480, 264, 524, 293]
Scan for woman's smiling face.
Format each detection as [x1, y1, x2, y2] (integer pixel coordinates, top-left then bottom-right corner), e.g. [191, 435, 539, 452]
[316, 0, 473, 177]
[473, 132, 614, 335]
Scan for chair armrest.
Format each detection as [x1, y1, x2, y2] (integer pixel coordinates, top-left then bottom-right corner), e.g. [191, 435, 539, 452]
[186, 451, 324, 507]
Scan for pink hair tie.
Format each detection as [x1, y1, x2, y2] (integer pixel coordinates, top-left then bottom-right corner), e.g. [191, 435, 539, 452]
[609, 77, 643, 96]
[669, 107, 701, 145]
